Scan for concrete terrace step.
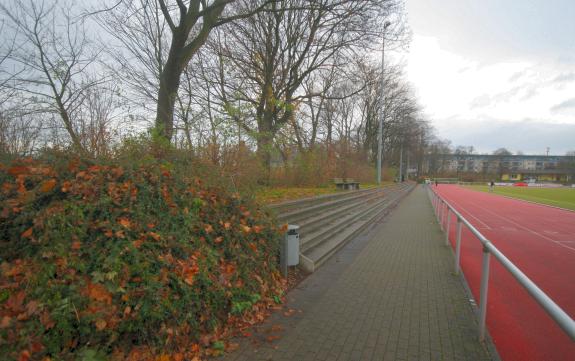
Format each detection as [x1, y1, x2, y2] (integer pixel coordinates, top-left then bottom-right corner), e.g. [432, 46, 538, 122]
[268, 187, 378, 214]
[296, 183, 415, 273]
[302, 186, 409, 255]
[300, 194, 389, 253]
[304, 187, 411, 270]
[294, 189, 386, 235]
[275, 188, 382, 224]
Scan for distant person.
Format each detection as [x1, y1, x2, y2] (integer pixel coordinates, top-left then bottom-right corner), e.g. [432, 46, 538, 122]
[435, 180, 438, 187]
[489, 180, 495, 192]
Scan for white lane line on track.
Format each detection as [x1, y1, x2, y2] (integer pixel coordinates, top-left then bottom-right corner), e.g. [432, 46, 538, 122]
[462, 197, 575, 253]
[438, 193, 492, 230]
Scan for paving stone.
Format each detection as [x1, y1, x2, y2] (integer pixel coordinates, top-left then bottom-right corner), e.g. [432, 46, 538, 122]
[218, 186, 493, 361]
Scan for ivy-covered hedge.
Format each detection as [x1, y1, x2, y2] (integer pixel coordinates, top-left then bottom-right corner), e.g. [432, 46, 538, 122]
[0, 157, 285, 360]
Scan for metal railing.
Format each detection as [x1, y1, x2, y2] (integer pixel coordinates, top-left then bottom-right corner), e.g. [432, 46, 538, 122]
[427, 186, 575, 342]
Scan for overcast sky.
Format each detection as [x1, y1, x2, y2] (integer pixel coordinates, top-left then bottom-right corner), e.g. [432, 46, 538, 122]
[405, 0, 575, 155]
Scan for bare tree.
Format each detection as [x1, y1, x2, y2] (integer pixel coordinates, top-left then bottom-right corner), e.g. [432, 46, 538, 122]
[215, 0, 400, 180]
[493, 147, 512, 156]
[0, 112, 42, 156]
[1, 0, 103, 154]
[75, 80, 126, 157]
[96, 0, 273, 142]
[0, 21, 20, 108]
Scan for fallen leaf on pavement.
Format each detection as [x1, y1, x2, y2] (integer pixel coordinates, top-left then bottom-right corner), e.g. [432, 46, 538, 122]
[266, 335, 280, 342]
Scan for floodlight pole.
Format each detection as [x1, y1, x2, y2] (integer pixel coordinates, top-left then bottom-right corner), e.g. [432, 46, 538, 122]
[377, 21, 391, 185]
[399, 143, 404, 182]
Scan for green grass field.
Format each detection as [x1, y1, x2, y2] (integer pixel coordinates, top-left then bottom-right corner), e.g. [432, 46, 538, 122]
[468, 185, 575, 211]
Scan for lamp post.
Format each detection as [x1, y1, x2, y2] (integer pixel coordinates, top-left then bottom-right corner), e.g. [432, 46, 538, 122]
[377, 21, 391, 185]
[399, 142, 403, 182]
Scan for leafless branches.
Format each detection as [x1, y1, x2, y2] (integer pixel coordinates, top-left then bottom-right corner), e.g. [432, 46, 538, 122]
[0, 0, 105, 154]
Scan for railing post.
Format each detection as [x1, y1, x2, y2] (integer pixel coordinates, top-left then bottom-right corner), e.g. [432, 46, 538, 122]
[445, 209, 451, 246]
[479, 246, 491, 341]
[439, 200, 446, 231]
[455, 218, 462, 274]
[436, 198, 440, 222]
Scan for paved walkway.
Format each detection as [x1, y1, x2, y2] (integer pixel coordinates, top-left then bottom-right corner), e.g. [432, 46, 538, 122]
[220, 186, 493, 361]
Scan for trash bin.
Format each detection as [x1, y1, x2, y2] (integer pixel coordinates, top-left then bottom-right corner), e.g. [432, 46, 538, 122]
[286, 224, 300, 266]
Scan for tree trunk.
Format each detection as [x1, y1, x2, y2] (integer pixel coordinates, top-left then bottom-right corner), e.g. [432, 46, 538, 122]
[257, 128, 273, 185]
[55, 96, 85, 155]
[156, 63, 183, 140]
[155, 28, 191, 141]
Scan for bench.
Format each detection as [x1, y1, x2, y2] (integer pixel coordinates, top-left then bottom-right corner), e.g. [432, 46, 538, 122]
[333, 178, 360, 191]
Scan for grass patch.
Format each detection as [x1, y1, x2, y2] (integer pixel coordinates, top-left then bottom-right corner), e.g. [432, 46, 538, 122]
[255, 182, 390, 205]
[467, 185, 575, 211]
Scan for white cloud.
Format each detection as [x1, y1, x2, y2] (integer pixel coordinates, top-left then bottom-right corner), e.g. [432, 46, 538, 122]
[406, 35, 575, 153]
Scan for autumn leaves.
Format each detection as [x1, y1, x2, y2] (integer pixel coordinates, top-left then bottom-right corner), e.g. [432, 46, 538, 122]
[0, 157, 286, 360]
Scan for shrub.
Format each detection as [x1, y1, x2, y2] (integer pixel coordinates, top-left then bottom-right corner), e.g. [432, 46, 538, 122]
[0, 156, 285, 360]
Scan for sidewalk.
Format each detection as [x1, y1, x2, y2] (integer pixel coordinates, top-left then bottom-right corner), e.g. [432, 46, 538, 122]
[220, 186, 493, 361]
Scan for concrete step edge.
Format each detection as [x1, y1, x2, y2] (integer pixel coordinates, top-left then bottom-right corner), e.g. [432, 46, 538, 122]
[290, 191, 386, 233]
[299, 183, 416, 272]
[300, 196, 390, 253]
[276, 188, 384, 222]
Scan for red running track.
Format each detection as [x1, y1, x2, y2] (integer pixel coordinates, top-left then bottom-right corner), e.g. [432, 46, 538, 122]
[433, 185, 575, 361]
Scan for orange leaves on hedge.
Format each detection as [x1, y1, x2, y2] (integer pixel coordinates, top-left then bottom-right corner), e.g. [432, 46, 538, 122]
[18, 350, 31, 361]
[4, 291, 26, 314]
[183, 265, 200, 286]
[7, 166, 29, 176]
[1, 181, 14, 193]
[221, 261, 236, 278]
[2, 259, 27, 277]
[21, 228, 33, 239]
[16, 176, 27, 194]
[30, 341, 44, 354]
[39, 179, 57, 193]
[176, 256, 200, 286]
[61, 181, 72, 193]
[84, 283, 112, 305]
[118, 217, 132, 229]
[0, 316, 11, 329]
[172, 353, 185, 361]
[148, 232, 161, 241]
[123, 306, 132, 316]
[0, 158, 285, 360]
[67, 159, 80, 172]
[40, 310, 55, 330]
[95, 319, 107, 331]
[110, 166, 124, 178]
